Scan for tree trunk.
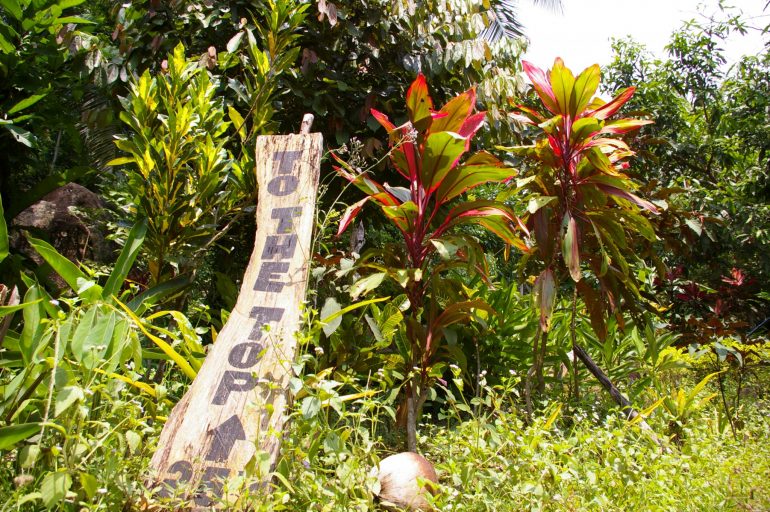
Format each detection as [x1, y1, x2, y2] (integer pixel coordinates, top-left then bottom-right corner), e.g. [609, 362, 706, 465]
[572, 342, 667, 449]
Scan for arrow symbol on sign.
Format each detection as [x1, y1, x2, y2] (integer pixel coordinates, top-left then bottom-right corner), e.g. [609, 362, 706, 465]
[205, 414, 246, 462]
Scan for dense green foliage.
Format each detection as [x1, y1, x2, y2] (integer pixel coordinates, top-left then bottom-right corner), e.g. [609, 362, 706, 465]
[0, 0, 768, 510]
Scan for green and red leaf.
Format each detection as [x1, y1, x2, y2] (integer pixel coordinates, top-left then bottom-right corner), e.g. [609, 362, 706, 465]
[435, 151, 515, 203]
[423, 131, 468, 193]
[337, 197, 369, 236]
[522, 60, 559, 114]
[587, 87, 636, 120]
[550, 58, 576, 116]
[405, 73, 434, 129]
[431, 87, 476, 133]
[572, 64, 601, 116]
[595, 183, 658, 213]
[600, 118, 653, 135]
[370, 108, 396, 132]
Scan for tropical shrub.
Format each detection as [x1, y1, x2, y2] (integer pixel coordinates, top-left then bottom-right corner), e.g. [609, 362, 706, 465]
[334, 73, 526, 451]
[499, 59, 662, 408]
[109, 44, 241, 287]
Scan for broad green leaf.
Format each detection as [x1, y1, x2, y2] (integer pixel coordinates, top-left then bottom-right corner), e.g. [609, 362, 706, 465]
[0, 195, 7, 263]
[26, 235, 87, 293]
[572, 64, 601, 115]
[423, 131, 467, 193]
[79, 472, 98, 500]
[125, 430, 141, 454]
[19, 285, 46, 364]
[571, 117, 602, 145]
[0, 31, 14, 53]
[40, 470, 72, 509]
[0, 0, 22, 20]
[103, 219, 147, 301]
[18, 444, 40, 468]
[53, 385, 84, 417]
[301, 396, 321, 419]
[54, 15, 93, 23]
[382, 201, 418, 234]
[7, 92, 47, 115]
[0, 423, 41, 450]
[349, 272, 386, 300]
[320, 298, 342, 337]
[527, 196, 557, 214]
[57, 0, 86, 9]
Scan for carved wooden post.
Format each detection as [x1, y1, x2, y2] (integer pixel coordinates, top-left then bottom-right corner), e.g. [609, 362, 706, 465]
[150, 131, 322, 507]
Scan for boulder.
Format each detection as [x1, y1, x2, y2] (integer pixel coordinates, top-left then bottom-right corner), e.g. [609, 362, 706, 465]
[11, 183, 114, 265]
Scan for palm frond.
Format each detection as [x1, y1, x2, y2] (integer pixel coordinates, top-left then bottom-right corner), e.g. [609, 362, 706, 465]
[480, 0, 563, 43]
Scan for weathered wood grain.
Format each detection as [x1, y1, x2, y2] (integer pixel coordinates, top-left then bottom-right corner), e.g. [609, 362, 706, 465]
[150, 133, 322, 507]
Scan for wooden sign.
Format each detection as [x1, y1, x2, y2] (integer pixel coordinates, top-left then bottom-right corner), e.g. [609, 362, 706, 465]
[150, 132, 322, 506]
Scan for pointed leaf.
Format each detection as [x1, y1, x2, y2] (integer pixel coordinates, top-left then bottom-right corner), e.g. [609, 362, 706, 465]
[7, 93, 47, 115]
[431, 88, 475, 133]
[576, 280, 607, 341]
[600, 118, 653, 135]
[320, 298, 342, 337]
[26, 235, 87, 293]
[337, 197, 370, 236]
[550, 58, 575, 116]
[457, 111, 487, 140]
[533, 268, 556, 332]
[103, 219, 146, 301]
[436, 151, 515, 203]
[0, 0, 23, 20]
[423, 131, 467, 193]
[370, 108, 397, 132]
[349, 272, 386, 300]
[563, 214, 581, 282]
[522, 60, 559, 114]
[588, 87, 636, 120]
[0, 423, 41, 450]
[405, 73, 433, 128]
[0, 195, 7, 263]
[594, 183, 658, 213]
[572, 64, 601, 115]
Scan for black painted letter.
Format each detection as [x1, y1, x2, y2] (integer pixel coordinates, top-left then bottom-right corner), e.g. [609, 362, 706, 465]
[271, 206, 302, 233]
[267, 175, 299, 196]
[228, 342, 264, 368]
[262, 234, 298, 260]
[253, 261, 289, 293]
[212, 371, 257, 405]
